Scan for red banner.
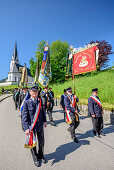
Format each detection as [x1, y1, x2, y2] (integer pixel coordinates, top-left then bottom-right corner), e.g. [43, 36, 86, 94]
[73, 46, 98, 75]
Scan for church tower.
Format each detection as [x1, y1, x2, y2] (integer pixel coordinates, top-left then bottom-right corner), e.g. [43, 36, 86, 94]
[6, 41, 34, 85]
[7, 41, 21, 84]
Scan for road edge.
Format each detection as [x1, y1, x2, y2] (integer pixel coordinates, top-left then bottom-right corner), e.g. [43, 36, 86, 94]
[0, 94, 13, 102]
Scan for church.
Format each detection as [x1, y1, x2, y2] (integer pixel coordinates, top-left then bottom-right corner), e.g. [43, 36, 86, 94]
[6, 42, 34, 85]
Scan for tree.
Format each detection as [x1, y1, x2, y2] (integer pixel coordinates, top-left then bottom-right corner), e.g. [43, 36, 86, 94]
[29, 40, 69, 83]
[89, 40, 113, 70]
[29, 40, 46, 77]
[50, 40, 69, 82]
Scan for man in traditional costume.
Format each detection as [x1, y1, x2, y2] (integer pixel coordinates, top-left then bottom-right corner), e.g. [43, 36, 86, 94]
[88, 88, 106, 138]
[64, 87, 80, 143]
[22, 86, 47, 167]
[49, 87, 54, 112]
[19, 87, 28, 110]
[41, 86, 55, 126]
[14, 88, 20, 110]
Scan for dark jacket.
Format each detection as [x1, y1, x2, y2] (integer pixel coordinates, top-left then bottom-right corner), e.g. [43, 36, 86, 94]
[49, 91, 54, 98]
[64, 94, 79, 115]
[41, 91, 51, 107]
[88, 96, 103, 117]
[19, 91, 26, 109]
[60, 95, 65, 110]
[15, 90, 20, 102]
[22, 97, 47, 133]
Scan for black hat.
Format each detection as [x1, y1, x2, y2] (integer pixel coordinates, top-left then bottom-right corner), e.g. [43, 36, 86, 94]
[49, 87, 52, 89]
[92, 88, 98, 92]
[66, 87, 72, 91]
[64, 89, 66, 92]
[30, 86, 38, 91]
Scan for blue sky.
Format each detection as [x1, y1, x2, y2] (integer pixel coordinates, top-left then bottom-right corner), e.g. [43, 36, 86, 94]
[0, 0, 114, 80]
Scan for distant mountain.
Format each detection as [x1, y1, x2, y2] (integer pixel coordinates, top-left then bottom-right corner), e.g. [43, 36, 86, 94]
[0, 78, 7, 83]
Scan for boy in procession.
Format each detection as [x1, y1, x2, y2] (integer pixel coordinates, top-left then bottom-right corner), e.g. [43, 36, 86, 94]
[22, 86, 47, 167]
[64, 87, 80, 143]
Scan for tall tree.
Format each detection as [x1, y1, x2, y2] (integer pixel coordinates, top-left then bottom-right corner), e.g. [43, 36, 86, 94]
[30, 40, 69, 83]
[29, 40, 46, 77]
[89, 40, 113, 70]
[50, 40, 69, 82]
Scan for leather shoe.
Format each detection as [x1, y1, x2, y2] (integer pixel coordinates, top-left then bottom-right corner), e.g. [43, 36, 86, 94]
[73, 137, 79, 143]
[100, 132, 106, 136]
[42, 157, 47, 164]
[96, 134, 101, 138]
[50, 121, 55, 126]
[34, 160, 41, 167]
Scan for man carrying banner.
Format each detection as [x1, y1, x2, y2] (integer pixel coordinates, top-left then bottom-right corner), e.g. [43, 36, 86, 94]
[88, 88, 106, 138]
[41, 86, 55, 126]
[49, 87, 54, 112]
[64, 87, 80, 143]
[22, 86, 47, 167]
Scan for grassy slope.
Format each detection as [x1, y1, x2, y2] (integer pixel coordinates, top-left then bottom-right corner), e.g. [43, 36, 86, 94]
[52, 69, 114, 110]
[0, 69, 113, 110]
[0, 85, 18, 95]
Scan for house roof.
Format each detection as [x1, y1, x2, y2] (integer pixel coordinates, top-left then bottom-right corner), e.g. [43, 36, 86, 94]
[15, 63, 33, 77]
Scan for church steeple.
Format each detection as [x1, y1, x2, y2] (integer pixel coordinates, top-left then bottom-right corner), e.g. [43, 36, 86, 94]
[12, 41, 19, 64]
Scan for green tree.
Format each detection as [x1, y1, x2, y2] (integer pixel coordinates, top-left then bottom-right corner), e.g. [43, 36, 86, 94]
[50, 40, 69, 82]
[29, 58, 37, 77]
[29, 40, 69, 83]
[29, 40, 46, 77]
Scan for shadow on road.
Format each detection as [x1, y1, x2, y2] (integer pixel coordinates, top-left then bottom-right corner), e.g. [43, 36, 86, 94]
[53, 119, 65, 125]
[76, 125, 114, 140]
[52, 109, 63, 113]
[46, 140, 90, 166]
[79, 115, 89, 120]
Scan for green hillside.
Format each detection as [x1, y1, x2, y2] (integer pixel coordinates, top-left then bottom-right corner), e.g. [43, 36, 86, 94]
[0, 69, 113, 110]
[0, 85, 18, 95]
[52, 69, 114, 110]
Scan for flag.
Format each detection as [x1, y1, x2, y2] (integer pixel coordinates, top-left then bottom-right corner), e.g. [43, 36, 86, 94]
[34, 57, 39, 84]
[38, 42, 52, 87]
[65, 54, 72, 79]
[20, 64, 28, 86]
[73, 45, 98, 75]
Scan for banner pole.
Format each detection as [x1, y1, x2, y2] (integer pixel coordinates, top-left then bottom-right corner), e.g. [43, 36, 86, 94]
[72, 55, 79, 121]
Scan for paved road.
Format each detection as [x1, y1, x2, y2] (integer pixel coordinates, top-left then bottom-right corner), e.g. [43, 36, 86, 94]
[0, 97, 114, 170]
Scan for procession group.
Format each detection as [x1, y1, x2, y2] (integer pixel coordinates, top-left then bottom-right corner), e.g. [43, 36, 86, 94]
[13, 85, 106, 167]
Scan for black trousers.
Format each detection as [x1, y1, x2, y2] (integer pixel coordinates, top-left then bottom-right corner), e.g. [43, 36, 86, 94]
[31, 129, 44, 159]
[43, 105, 53, 122]
[92, 117, 103, 135]
[50, 100, 54, 112]
[15, 101, 18, 109]
[64, 110, 66, 121]
[47, 105, 53, 122]
[70, 114, 80, 139]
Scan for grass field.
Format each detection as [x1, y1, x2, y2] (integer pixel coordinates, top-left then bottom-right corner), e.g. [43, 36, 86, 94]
[51, 69, 114, 110]
[0, 69, 114, 110]
[0, 85, 18, 95]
